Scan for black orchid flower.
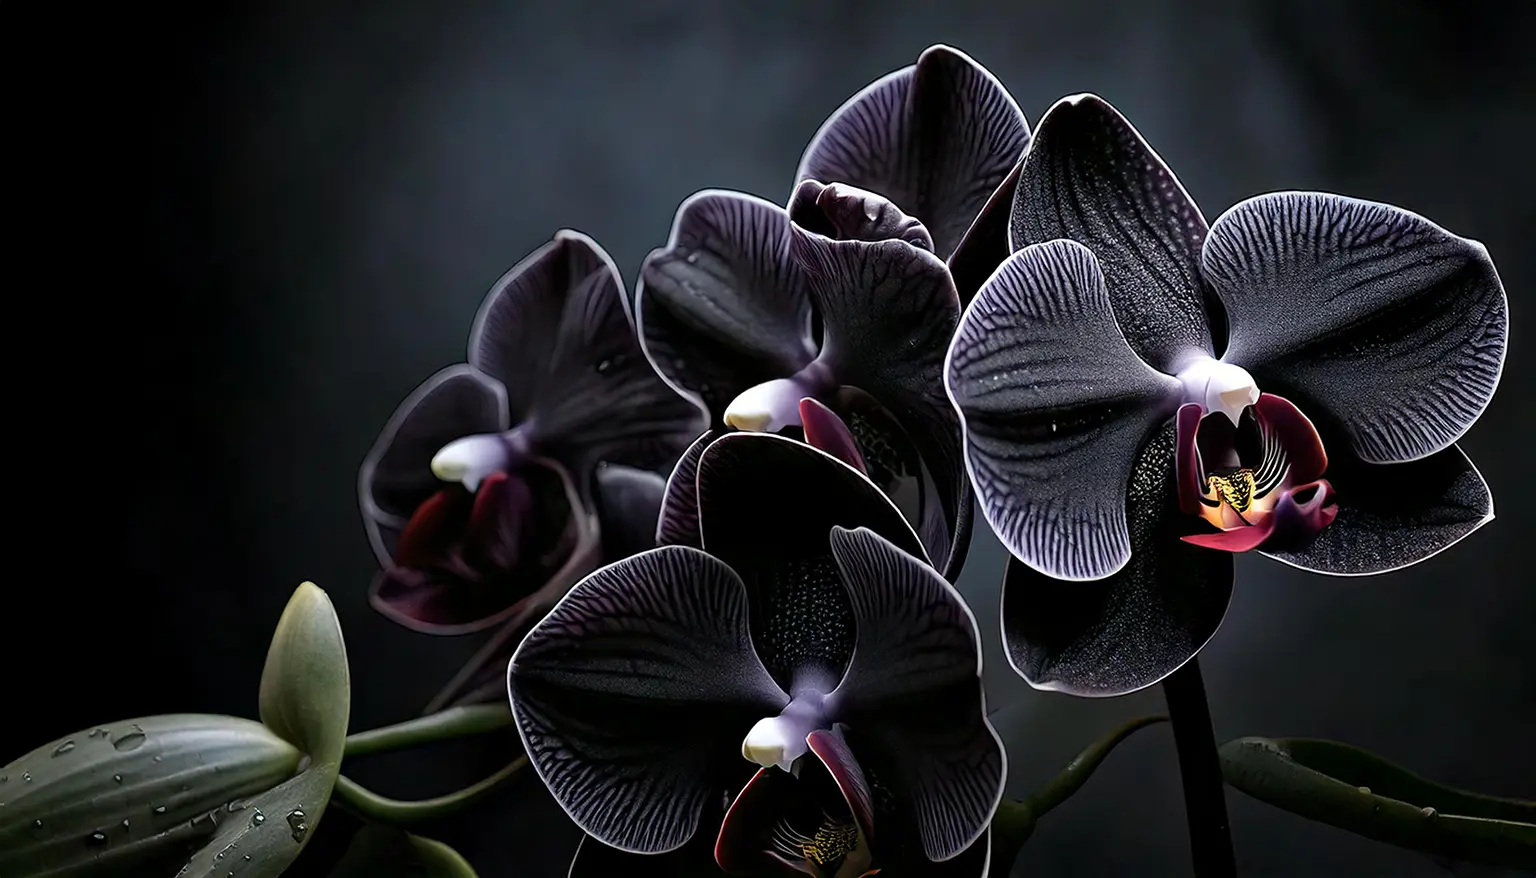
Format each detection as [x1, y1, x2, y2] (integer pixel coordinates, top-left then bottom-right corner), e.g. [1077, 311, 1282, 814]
[944, 94, 1509, 697]
[633, 47, 1027, 585]
[358, 230, 707, 636]
[508, 431, 1004, 878]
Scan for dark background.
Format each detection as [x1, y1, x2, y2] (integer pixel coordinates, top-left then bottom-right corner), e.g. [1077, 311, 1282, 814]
[11, 1, 1534, 876]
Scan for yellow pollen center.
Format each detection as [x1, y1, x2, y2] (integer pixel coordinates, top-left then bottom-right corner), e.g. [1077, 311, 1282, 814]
[1207, 469, 1257, 514]
[803, 821, 860, 866]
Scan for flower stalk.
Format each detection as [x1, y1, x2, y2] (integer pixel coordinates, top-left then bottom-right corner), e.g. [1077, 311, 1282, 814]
[1162, 659, 1238, 877]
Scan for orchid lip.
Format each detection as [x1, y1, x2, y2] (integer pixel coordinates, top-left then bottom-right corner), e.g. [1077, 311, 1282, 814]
[430, 430, 529, 491]
[741, 690, 830, 772]
[724, 360, 838, 433]
[1176, 356, 1259, 427]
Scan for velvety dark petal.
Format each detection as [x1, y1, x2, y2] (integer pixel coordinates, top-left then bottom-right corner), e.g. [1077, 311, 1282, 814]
[881, 831, 991, 877]
[826, 527, 1003, 862]
[799, 398, 869, 475]
[1001, 424, 1235, 696]
[1262, 444, 1492, 575]
[1202, 191, 1508, 464]
[946, 240, 1182, 580]
[359, 365, 509, 566]
[656, 430, 715, 550]
[569, 831, 725, 878]
[1174, 403, 1207, 516]
[948, 156, 1022, 306]
[788, 179, 933, 250]
[790, 223, 971, 580]
[638, 191, 817, 424]
[509, 545, 789, 853]
[470, 229, 707, 478]
[795, 44, 1030, 259]
[1009, 93, 1215, 373]
[696, 432, 925, 689]
[592, 464, 666, 562]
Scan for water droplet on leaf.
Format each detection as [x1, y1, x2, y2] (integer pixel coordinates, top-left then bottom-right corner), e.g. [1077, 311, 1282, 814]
[250, 809, 265, 826]
[52, 740, 76, 757]
[22, 772, 31, 783]
[113, 774, 123, 784]
[86, 830, 108, 846]
[112, 727, 147, 752]
[285, 808, 308, 842]
[154, 806, 167, 815]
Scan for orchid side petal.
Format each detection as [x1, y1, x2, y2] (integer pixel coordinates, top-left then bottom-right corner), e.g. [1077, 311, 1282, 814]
[509, 545, 789, 854]
[656, 430, 715, 550]
[1203, 191, 1508, 464]
[946, 239, 1182, 581]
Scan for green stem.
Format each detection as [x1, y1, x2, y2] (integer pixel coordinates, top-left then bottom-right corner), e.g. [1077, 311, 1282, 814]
[332, 757, 530, 825]
[343, 703, 516, 758]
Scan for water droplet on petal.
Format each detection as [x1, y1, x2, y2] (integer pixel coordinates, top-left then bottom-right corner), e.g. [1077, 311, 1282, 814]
[685, 251, 699, 264]
[111, 727, 147, 752]
[52, 740, 76, 757]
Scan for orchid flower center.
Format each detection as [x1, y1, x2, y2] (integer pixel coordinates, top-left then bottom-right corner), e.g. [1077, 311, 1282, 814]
[429, 430, 530, 491]
[772, 816, 871, 878]
[1175, 356, 1259, 427]
[724, 359, 838, 433]
[741, 690, 830, 773]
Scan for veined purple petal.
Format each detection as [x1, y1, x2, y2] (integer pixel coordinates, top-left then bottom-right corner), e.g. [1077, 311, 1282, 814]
[1009, 93, 1216, 373]
[358, 365, 509, 566]
[795, 44, 1030, 259]
[788, 218, 971, 581]
[1203, 191, 1508, 464]
[509, 545, 789, 854]
[788, 179, 933, 251]
[637, 190, 816, 425]
[1000, 424, 1234, 696]
[946, 240, 1182, 581]
[469, 229, 706, 480]
[1262, 443, 1493, 576]
[656, 429, 715, 550]
[695, 433, 925, 692]
[825, 527, 1003, 862]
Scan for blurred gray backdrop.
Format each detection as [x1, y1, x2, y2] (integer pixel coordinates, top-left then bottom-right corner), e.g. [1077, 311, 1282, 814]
[12, 1, 1533, 876]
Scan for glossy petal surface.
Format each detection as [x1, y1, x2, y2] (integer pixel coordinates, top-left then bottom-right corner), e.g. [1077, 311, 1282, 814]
[826, 527, 1004, 862]
[509, 546, 788, 853]
[795, 45, 1030, 258]
[799, 398, 869, 475]
[1001, 424, 1235, 696]
[946, 240, 1181, 580]
[638, 191, 815, 423]
[1203, 192, 1508, 464]
[1009, 94, 1215, 373]
[359, 365, 509, 566]
[789, 220, 971, 580]
[1263, 444, 1493, 575]
[469, 229, 705, 477]
[696, 433, 925, 690]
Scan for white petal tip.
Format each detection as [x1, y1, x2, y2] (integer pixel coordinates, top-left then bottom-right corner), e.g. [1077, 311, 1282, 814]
[723, 408, 774, 433]
[741, 717, 799, 772]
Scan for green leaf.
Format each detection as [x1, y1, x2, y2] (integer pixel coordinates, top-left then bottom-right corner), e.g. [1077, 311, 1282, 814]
[0, 714, 303, 878]
[179, 581, 352, 878]
[1220, 736, 1536, 870]
[405, 834, 480, 878]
